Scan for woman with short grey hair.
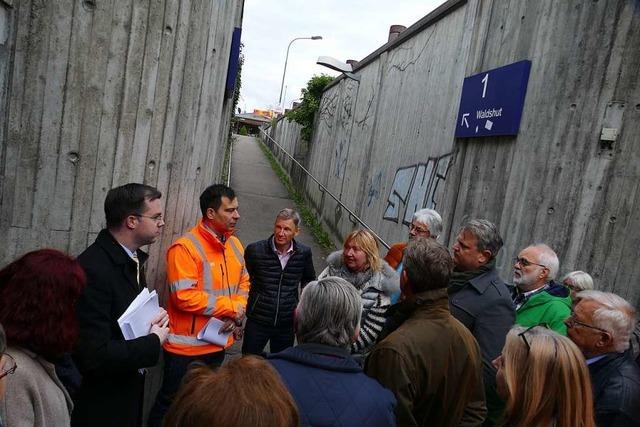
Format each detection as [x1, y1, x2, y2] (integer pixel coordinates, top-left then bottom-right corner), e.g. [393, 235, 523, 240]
[296, 277, 362, 349]
[562, 270, 594, 299]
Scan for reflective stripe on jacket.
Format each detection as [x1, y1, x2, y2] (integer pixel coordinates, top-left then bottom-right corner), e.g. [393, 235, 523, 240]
[164, 220, 250, 356]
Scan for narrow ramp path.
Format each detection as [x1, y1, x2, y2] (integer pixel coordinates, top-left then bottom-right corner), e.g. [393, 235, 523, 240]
[224, 134, 331, 361]
[230, 134, 329, 272]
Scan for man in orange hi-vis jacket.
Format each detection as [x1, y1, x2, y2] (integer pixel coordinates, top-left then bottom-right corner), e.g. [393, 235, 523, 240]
[148, 184, 249, 427]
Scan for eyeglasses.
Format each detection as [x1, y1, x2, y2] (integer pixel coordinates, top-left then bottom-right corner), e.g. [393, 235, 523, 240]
[513, 257, 547, 269]
[0, 353, 17, 379]
[409, 223, 429, 234]
[134, 213, 164, 223]
[518, 323, 550, 353]
[565, 314, 610, 334]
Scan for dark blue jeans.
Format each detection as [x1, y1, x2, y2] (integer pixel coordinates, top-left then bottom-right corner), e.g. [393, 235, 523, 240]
[241, 318, 294, 356]
[147, 349, 225, 427]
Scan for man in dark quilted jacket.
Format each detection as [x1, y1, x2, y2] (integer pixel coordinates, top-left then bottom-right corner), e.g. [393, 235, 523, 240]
[242, 208, 316, 355]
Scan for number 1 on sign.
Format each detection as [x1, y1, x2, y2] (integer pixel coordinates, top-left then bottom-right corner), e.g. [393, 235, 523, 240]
[481, 73, 488, 98]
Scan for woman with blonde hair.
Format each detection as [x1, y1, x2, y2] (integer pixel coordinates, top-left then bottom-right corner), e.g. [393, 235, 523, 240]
[318, 229, 399, 358]
[492, 325, 596, 427]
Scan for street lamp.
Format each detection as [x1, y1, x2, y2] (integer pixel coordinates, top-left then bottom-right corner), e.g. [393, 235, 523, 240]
[316, 56, 360, 81]
[278, 36, 323, 108]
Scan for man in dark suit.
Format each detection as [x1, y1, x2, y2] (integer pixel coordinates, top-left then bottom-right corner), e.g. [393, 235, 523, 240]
[449, 218, 515, 426]
[566, 290, 640, 427]
[72, 183, 169, 427]
[242, 208, 316, 355]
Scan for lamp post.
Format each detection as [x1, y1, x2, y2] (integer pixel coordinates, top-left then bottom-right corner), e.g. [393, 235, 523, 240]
[278, 36, 322, 109]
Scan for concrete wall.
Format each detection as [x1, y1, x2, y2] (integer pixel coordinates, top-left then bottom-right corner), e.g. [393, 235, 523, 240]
[264, 117, 310, 185]
[263, 0, 640, 306]
[0, 0, 244, 290]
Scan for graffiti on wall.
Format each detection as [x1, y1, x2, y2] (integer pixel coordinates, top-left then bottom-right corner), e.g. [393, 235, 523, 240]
[383, 151, 456, 225]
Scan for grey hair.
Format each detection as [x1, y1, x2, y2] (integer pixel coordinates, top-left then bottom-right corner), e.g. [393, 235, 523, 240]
[412, 209, 443, 238]
[530, 244, 560, 280]
[458, 219, 503, 259]
[0, 323, 5, 353]
[562, 271, 594, 291]
[276, 208, 301, 227]
[296, 277, 362, 349]
[576, 290, 637, 352]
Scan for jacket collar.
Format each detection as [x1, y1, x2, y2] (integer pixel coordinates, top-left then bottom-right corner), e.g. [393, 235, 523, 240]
[403, 288, 451, 316]
[96, 229, 148, 266]
[268, 234, 298, 254]
[268, 343, 362, 373]
[467, 267, 500, 294]
[587, 351, 636, 382]
[196, 219, 232, 249]
[519, 281, 571, 309]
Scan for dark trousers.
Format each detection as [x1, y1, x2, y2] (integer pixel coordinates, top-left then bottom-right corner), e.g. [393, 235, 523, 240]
[147, 349, 225, 427]
[241, 318, 295, 356]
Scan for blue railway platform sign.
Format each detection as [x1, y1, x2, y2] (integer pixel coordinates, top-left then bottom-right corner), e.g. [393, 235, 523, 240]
[455, 60, 532, 138]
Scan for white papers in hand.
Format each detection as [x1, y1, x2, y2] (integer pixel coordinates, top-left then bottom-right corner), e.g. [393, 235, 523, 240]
[118, 288, 162, 340]
[196, 317, 232, 347]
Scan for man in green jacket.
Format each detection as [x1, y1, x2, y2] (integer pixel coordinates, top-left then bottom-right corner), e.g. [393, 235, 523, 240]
[366, 238, 486, 427]
[512, 244, 571, 334]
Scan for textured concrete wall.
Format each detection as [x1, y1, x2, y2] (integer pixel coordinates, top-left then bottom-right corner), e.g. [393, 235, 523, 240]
[0, 0, 244, 289]
[264, 0, 640, 305]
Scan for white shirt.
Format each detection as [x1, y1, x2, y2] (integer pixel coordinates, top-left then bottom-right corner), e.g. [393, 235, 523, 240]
[272, 238, 294, 269]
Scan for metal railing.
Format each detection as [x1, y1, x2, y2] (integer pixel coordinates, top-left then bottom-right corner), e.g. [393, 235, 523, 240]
[259, 127, 390, 249]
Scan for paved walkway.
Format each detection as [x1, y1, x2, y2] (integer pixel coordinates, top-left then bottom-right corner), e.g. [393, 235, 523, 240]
[224, 134, 332, 360]
[230, 134, 330, 271]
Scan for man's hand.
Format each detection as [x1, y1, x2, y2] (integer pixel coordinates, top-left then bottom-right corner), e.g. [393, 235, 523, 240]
[150, 308, 170, 344]
[234, 308, 246, 326]
[233, 325, 244, 340]
[218, 318, 236, 334]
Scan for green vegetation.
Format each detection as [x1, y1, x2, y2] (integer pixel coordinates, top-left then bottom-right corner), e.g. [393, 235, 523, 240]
[256, 139, 335, 251]
[220, 134, 235, 185]
[239, 126, 249, 136]
[285, 74, 334, 142]
[231, 43, 244, 115]
[223, 44, 244, 184]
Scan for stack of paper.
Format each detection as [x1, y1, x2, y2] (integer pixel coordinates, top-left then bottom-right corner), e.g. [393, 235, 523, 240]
[197, 317, 232, 346]
[118, 288, 162, 340]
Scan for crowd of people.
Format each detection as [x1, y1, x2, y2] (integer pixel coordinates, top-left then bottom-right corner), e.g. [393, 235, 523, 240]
[0, 182, 639, 427]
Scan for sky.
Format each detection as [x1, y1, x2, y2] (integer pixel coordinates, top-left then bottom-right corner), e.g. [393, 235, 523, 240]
[239, 0, 446, 113]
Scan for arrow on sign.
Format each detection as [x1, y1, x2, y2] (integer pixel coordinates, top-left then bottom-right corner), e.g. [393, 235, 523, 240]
[461, 113, 470, 128]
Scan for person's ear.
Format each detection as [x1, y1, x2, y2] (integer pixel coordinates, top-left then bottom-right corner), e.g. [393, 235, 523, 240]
[539, 267, 550, 281]
[353, 325, 360, 343]
[596, 331, 614, 349]
[206, 207, 216, 220]
[478, 250, 492, 265]
[125, 215, 138, 230]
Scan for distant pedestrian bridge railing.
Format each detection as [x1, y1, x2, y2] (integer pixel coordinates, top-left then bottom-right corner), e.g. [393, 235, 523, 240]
[259, 128, 390, 250]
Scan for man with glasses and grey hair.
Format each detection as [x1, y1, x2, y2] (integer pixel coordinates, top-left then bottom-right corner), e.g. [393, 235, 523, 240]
[565, 290, 640, 427]
[242, 208, 316, 356]
[384, 208, 442, 271]
[512, 243, 571, 334]
[449, 218, 514, 426]
[268, 277, 396, 427]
